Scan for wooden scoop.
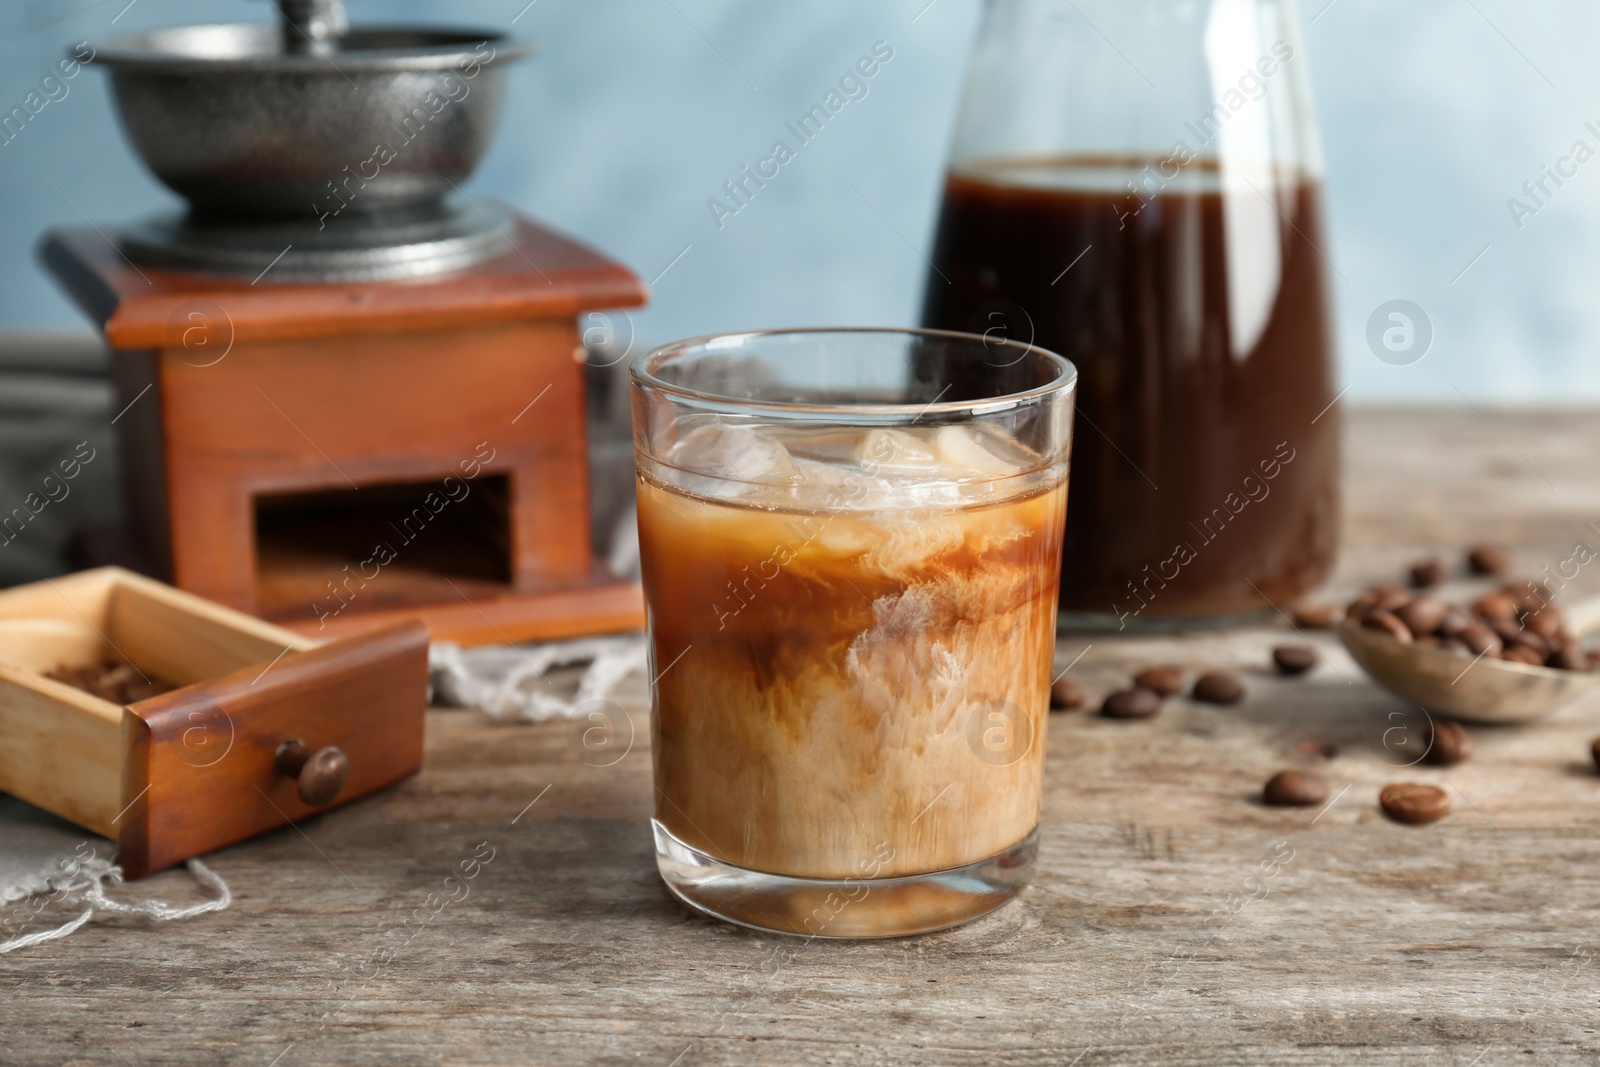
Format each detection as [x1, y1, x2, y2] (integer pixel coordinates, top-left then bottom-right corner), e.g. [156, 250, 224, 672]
[1338, 595, 1600, 724]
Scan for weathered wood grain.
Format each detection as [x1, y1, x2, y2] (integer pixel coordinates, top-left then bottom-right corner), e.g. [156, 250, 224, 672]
[7, 408, 1600, 1066]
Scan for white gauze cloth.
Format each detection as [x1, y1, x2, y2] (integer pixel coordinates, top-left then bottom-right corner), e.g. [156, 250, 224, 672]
[2, 621, 646, 953]
[429, 634, 649, 721]
[0, 796, 231, 955]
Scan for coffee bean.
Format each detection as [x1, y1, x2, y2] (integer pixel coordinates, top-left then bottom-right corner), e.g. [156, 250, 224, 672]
[1409, 558, 1447, 588]
[1436, 605, 1473, 638]
[1192, 671, 1245, 705]
[1467, 545, 1512, 576]
[1049, 676, 1084, 710]
[1548, 641, 1587, 672]
[1350, 585, 1410, 621]
[1591, 737, 1600, 772]
[1510, 626, 1549, 654]
[1522, 607, 1565, 641]
[1100, 686, 1162, 719]
[1292, 603, 1341, 629]
[1134, 665, 1186, 697]
[1396, 595, 1448, 638]
[1345, 591, 1379, 622]
[1504, 579, 1554, 614]
[1372, 585, 1414, 613]
[1472, 592, 1520, 622]
[1487, 615, 1526, 645]
[1292, 739, 1338, 760]
[1423, 720, 1473, 766]
[1263, 770, 1329, 806]
[1459, 621, 1504, 657]
[1362, 609, 1414, 644]
[1500, 645, 1545, 667]
[1379, 782, 1452, 825]
[1439, 636, 1473, 657]
[1272, 646, 1318, 675]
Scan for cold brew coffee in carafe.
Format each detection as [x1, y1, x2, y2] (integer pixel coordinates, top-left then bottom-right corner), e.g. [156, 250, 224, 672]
[922, 0, 1340, 625]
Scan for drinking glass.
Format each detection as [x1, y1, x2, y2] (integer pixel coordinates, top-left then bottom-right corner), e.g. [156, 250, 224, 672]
[630, 328, 1075, 937]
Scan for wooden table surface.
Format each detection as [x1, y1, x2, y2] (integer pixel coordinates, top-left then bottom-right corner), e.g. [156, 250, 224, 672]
[10, 408, 1600, 1066]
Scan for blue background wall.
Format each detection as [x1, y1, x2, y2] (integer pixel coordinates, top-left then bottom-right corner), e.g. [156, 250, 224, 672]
[0, 0, 1593, 402]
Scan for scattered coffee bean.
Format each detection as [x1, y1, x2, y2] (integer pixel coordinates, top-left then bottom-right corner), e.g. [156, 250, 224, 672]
[1192, 671, 1245, 705]
[1467, 544, 1512, 576]
[1100, 686, 1162, 719]
[1423, 720, 1473, 766]
[1292, 739, 1338, 760]
[1272, 646, 1318, 675]
[1362, 609, 1414, 644]
[1459, 621, 1504, 657]
[1396, 595, 1448, 638]
[1436, 605, 1472, 638]
[1500, 645, 1545, 666]
[1591, 737, 1600, 773]
[1379, 782, 1452, 825]
[1049, 676, 1084, 711]
[1263, 770, 1330, 806]
[1409, 558, 1447, 588]
[1292, 603, 1341, 629]
[1465, 547, 1504, 579]
[1134, 664, 1186, 697]
[1549, 641, 1587, 672]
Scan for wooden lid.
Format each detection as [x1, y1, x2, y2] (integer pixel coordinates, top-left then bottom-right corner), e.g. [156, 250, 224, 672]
[39, 203, 648, 350]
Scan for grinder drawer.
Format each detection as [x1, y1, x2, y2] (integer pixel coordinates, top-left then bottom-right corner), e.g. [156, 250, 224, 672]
[0, 566, 426, 878]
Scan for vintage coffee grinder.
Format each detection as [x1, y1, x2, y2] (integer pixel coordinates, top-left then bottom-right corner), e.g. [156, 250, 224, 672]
[40, 0, 646, 644]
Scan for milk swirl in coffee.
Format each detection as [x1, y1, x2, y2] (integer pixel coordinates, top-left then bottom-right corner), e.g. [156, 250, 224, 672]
[637, 421, 1067, 879]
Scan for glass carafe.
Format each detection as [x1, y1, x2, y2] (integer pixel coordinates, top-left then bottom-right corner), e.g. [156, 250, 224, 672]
[921, 0, 1339, 628]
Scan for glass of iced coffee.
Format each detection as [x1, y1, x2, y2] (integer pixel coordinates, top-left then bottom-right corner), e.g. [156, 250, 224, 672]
[630, 328, 1075, 937]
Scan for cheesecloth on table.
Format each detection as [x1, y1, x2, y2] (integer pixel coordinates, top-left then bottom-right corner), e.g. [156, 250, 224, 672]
[1, 629, 646, 955]
[0, 796, 230, 955]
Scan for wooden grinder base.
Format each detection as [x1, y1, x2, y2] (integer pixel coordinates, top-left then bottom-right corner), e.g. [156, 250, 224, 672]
[41, 205, 647, 645]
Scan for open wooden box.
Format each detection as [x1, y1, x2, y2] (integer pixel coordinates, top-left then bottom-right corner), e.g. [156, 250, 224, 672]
[0, 567, 427, 878]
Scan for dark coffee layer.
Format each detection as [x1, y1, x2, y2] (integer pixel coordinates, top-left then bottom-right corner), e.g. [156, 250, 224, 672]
[921, 157, 1339, 620]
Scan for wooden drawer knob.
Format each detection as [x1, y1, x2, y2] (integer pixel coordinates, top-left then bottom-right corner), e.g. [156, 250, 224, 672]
[275, 740, 350, 807]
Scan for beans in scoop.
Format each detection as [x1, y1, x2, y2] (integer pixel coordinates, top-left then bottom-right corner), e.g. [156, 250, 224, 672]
[1346, 579, 1591, 671]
